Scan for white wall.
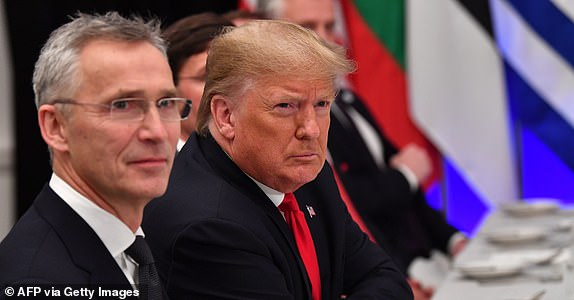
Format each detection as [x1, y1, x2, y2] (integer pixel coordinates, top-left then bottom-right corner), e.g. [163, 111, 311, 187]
[0, 2, 15, 241]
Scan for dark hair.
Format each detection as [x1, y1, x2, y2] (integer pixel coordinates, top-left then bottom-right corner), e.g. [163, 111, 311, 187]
[163, 12, 233, 85]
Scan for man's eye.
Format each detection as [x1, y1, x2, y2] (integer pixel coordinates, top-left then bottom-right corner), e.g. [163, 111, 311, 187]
[112, 100, 131, 110]
[316, 101, 330, 108]
[157, 99, 173, 108]
[276, 103, 290, 108]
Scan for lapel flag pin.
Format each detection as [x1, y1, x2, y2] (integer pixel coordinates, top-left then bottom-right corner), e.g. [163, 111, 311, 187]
[306, 205, 316, 218]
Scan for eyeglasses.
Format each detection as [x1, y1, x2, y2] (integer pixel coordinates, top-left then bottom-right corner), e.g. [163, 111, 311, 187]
[51, 97, 192, 122]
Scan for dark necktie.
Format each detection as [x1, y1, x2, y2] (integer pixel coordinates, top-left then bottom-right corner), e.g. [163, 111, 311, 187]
[125, 236, 163, 300]
[279, 193, 321, 300]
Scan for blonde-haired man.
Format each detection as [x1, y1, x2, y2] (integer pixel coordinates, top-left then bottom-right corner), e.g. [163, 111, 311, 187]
[144, 19, 412, 299]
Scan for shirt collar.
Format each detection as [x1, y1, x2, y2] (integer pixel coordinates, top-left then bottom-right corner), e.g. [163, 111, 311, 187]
[176, 138, 186, 152]
[249, 177, 285, 208]
[49, 173, 141, 258]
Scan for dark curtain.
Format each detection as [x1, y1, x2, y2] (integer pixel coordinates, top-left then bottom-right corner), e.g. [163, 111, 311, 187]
[4, 0, 238, 217]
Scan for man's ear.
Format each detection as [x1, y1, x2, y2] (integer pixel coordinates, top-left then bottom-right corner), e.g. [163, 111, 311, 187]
[38, 105, 69, 153]
[211, 95, 235, 140]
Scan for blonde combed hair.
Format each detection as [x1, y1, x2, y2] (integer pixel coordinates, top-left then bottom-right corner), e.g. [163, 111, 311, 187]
[196, 19, 355, 136]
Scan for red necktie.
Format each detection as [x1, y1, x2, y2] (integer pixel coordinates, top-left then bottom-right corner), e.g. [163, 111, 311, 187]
[279, 193, 321, 300]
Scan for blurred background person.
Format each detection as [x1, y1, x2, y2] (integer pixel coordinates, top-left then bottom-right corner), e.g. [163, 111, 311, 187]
[0, 12, 187, 298]
[162, 12, 234, 151]
[221, 9, 266, 26]
[256, 0, 467, 294]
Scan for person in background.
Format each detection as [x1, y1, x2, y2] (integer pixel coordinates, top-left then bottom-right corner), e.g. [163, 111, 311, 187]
[0, 12, 187, 299]
[143, 19, 412, 299]
[221, 9, 266, 26]
[256, 0, 468, 296]
[163, 12, 234, 151]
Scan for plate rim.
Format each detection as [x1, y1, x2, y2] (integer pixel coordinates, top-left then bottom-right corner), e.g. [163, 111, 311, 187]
[456, 260, 524, 279]
[483, 227, 547, 243]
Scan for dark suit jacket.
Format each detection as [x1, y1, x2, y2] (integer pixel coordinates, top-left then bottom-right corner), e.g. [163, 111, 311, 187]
[143, 133, 412, 300]
[0, 185, 137, 298]
[328, 89, 458, 274]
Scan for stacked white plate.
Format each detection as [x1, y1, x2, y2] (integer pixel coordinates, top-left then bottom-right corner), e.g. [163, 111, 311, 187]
[456, 259, 524, 279]
[483, 227, 547, 245]
[500, 200, 559, 217]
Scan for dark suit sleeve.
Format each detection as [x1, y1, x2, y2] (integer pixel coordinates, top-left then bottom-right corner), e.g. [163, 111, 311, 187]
[314, 164, 413, 300]
[338, 166, 415, 215]
[413, 190, 458, 253]
[338, 159, 457, 255]
[341, 214, 413, 300]
[166, 219, 294, 300]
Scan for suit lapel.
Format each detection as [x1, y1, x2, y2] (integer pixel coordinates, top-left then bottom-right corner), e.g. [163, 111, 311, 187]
[330, 99, 378, 171]
[34, 186, 132, 286]
[192, 134, 313, 298]
[342, 90, 399, 160]
[196, 134, 297, 237]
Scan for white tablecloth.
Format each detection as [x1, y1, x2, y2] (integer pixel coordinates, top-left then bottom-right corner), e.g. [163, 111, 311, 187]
[432, 208, 574, 300]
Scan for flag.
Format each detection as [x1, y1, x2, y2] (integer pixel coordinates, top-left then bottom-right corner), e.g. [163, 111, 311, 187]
[339, 0, 443, 189]
[407, 0, 518, 206]
[491, 0, 574, 182]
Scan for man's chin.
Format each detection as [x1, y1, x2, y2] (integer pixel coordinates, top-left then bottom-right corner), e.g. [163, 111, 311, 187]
[291, 166, 322, 187]
[130, 181, 169, 199]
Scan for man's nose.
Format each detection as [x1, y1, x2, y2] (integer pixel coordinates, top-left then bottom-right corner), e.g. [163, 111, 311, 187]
[295, 109, 321, 140]
[139, 107, 170, 142]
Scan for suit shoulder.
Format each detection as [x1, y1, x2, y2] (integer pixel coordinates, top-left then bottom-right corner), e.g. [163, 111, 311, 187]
[145, 174, 274, 236]
[0, 206, 86, 283]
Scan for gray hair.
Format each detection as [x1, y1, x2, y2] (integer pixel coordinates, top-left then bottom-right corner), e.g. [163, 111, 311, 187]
[32, 11, 166, 109]
[196, 19, 355, 136]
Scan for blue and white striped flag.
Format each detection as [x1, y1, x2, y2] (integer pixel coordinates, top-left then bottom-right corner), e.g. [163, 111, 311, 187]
[408, 0, 574, 232]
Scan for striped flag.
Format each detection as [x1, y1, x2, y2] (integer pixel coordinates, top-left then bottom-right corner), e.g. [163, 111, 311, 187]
[407, 0, 518, 206]
[491, 0, 574, 195]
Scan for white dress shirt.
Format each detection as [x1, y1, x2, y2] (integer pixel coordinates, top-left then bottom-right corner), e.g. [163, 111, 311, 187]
[334, 92, 419, 191]
[49, 173, 141, 286]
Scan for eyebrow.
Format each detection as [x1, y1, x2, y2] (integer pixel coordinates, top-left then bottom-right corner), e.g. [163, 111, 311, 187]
[113, 88, 178, 99]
